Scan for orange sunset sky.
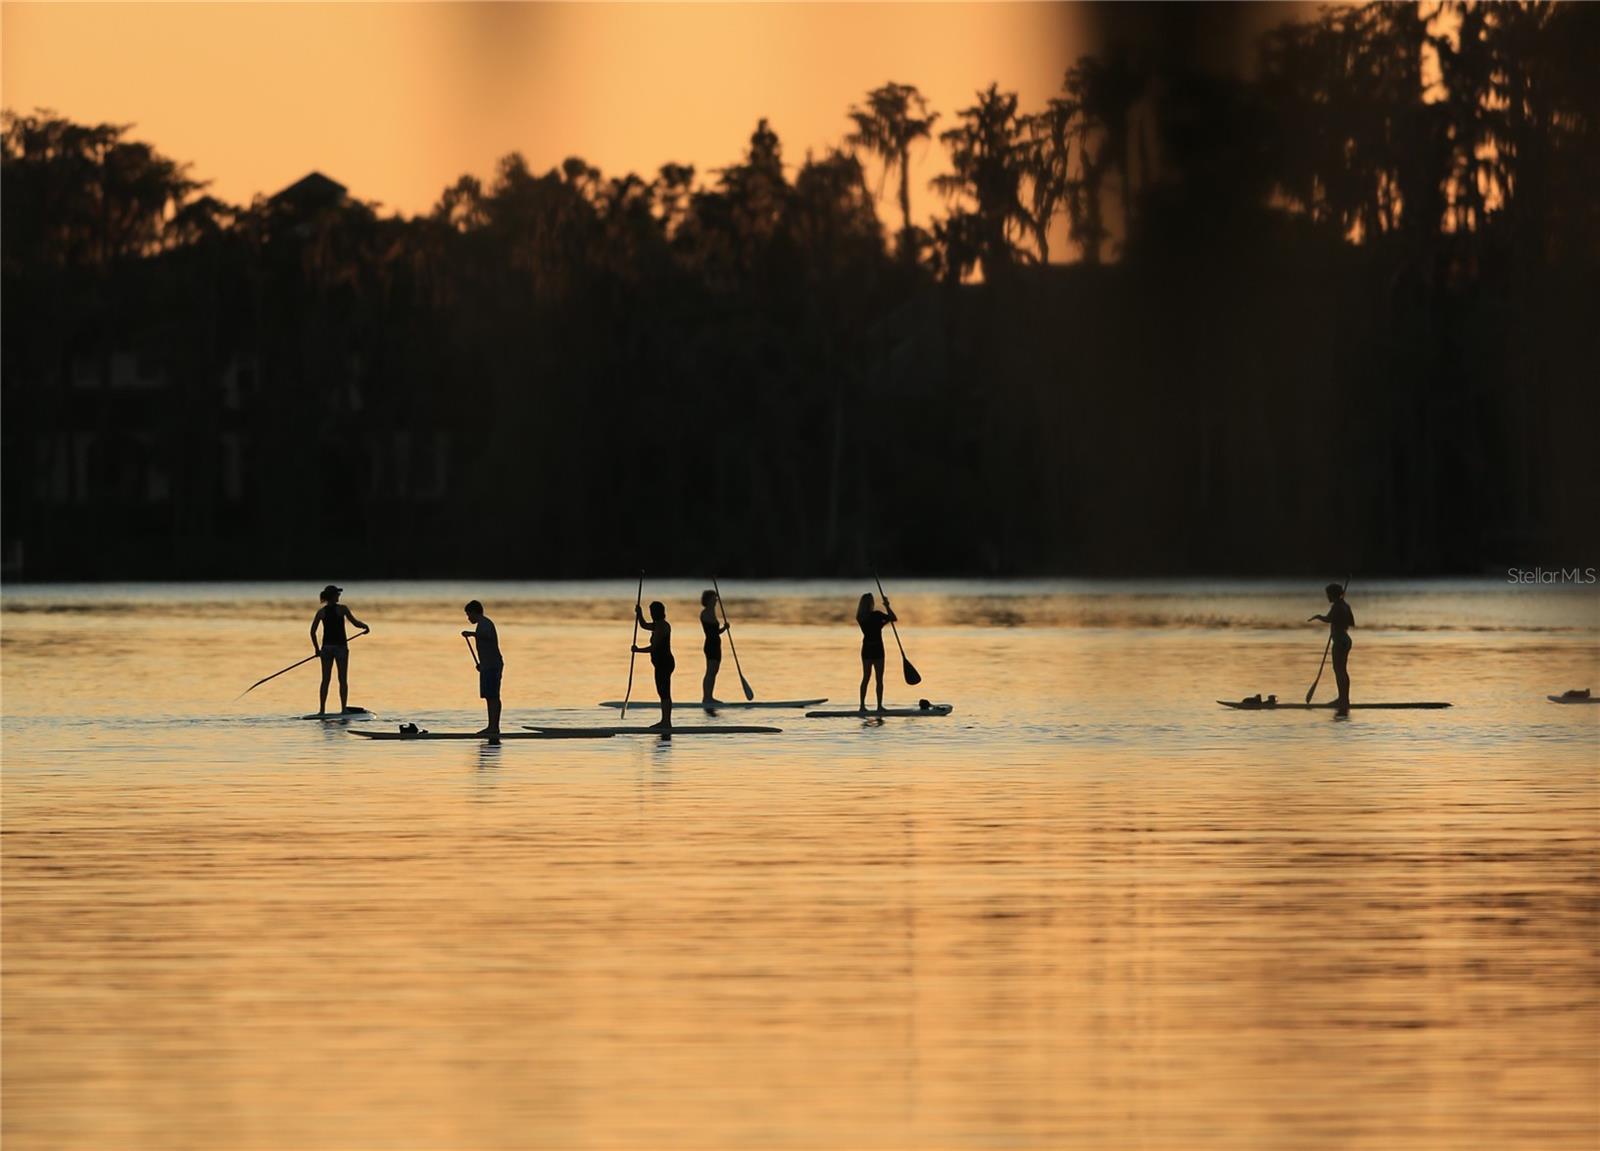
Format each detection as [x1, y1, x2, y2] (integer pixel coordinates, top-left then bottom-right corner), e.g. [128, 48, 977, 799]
[4, 2, 1096, 229]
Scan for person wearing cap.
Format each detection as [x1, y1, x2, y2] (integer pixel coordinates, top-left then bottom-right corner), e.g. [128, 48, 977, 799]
[311, 585, 370, 716]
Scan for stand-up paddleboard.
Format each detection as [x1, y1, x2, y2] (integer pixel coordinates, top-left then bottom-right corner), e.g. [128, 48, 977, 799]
[524, 725, 781, 736]
[298, 707, 370, 720]
[349, 729, 614, 741]
[805, 704, 953, 717]
[1548, 692, 1599, 704]
[1218, 700, 1451, 710]
[596, 699, 825, 710]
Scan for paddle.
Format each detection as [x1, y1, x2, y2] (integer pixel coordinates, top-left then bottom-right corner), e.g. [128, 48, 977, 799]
[621, 571, 644, 719]
[236, 629, 367, 699]
[464, 634, 479, 669]
[712, 576, 755, 701]
[1305, 573, 1352, 704]
[873, 572, 922, 686]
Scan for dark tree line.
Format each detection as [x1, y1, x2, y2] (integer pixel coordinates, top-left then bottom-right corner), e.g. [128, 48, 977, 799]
[4, 1, 1596, 579]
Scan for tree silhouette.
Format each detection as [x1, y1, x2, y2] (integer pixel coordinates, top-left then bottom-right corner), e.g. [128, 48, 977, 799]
[722, 117, 788, 258]
[653, 162, 696, 240]
[1, 110, 202, 269]
[1019, 92, 1075, 263]
[788, 149, 883, 284]
[4, 1, 1597, 579]
[933, 84, 1029, 279]
[1257, 5, 1445, 245]
[1061, 52, 1149, 262]
[847, 82, 939, 261]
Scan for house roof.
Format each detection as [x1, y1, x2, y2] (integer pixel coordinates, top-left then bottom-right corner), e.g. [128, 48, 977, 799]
[270, 171, 348, 208]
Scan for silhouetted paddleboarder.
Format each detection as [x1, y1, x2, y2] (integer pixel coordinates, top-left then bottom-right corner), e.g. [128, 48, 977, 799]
[1308, 582, 1355, 715]
[699, 589, 729, 704]
[857, 592, 897, 712]
[632, 600, 674, 728]
[462, 600, 503, 737]
[310, 585, 369, 716]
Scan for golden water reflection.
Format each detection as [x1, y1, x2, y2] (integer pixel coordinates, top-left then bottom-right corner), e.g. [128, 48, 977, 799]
[3, 581, 1597, 1149]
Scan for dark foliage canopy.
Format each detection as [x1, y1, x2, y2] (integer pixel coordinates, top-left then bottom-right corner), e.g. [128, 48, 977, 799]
[4, 2, 1596, 578]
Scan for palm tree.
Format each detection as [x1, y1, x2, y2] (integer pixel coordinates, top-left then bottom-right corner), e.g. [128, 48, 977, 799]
[847, 82, 939, 258]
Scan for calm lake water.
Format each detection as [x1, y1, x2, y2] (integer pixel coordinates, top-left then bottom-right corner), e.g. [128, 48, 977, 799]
[3, 579, 1598, 1150]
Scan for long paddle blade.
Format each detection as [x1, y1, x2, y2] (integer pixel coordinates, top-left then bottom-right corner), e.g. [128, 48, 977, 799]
[712, 576, 755, 700]
[1305, 573, 1352, 703]
[237, 650, 320, 699]
[236, 630, 367, 700]
[1305, 639, 1331, 704]
[622, 571, 643, 719]
[873, 570, 922, 686]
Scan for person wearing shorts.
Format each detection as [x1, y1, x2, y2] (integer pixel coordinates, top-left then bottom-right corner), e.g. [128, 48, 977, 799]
[632, 600, 675, 728]
[462, 600, 504, 736]
[310, 584, 369, 715]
